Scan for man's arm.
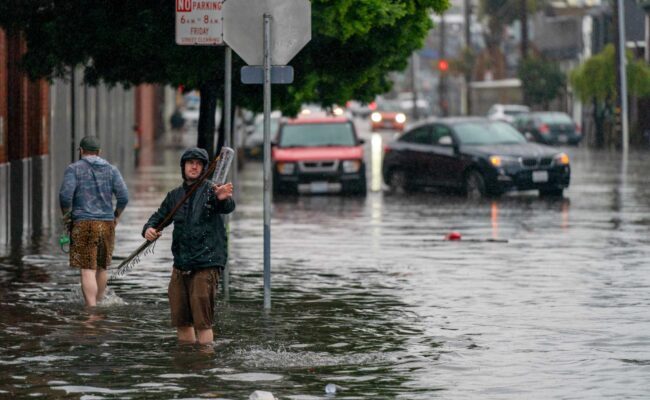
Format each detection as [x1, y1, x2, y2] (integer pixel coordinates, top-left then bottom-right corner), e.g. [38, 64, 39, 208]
[142, 192, 174, 237]
[112, 167, 129, 219]
[59, 166, 76, 215]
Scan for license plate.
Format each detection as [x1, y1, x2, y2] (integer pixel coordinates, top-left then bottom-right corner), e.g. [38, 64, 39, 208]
[310, 181, 329, 193]
[532, 170, 548, 183]
[383, 121, 393, 127]
[558, 134, 568, 143]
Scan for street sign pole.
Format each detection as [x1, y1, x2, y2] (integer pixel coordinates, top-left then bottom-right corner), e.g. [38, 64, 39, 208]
[263, 13, 272, 310]
[223, 45, 232, 299]
[222, 0, 311, 310]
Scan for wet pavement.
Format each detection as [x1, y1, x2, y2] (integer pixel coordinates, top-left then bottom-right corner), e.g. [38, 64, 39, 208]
[1, 134, 650, 399]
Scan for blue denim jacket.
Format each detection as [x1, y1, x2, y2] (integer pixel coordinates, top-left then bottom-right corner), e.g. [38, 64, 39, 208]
[59, 156, 129, 221]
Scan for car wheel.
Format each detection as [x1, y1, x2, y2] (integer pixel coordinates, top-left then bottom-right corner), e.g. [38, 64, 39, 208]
[539, 188, 563, 197]
[464, 170, 486, 200]
[388, 170, 410, 194]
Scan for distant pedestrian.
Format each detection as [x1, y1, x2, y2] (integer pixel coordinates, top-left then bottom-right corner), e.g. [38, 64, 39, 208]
[170, 108, 185, 130]
[170, 108, 185, 147]
[59, 136, 129, 307]
[142, 147, 234, 344]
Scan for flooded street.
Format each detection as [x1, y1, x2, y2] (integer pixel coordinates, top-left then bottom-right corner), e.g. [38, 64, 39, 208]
[1, 138, 650, 399]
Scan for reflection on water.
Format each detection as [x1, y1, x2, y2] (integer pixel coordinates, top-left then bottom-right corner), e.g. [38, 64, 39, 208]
[1, 147, 650, 399]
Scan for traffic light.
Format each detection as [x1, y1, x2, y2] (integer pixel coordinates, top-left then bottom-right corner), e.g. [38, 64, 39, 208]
[438, 59, 449, 72]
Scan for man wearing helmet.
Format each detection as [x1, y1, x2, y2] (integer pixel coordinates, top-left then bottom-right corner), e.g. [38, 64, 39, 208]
[142, 147, 235, 344]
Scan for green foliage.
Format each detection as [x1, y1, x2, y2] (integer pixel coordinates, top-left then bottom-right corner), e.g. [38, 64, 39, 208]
[570, 44, 650, 102]
[0, 0, 449, 115]
[517, 57, 565, 107]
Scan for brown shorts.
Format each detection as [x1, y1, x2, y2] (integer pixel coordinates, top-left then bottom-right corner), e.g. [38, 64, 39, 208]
[168, 268, 220, 329]
[70, 220, 115, 270]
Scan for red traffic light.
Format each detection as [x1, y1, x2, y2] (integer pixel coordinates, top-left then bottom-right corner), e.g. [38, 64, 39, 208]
[438, 59, 449, 72]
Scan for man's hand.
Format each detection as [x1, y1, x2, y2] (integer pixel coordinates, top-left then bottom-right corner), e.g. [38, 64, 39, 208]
[61, 210, 72, 231]
[144, 227, 162, 242]
[213, 183, 233, 201]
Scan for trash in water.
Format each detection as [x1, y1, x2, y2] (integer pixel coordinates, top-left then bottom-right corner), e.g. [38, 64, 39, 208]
[445, 231, 462, 241]
[325, 383, 339, 394]
[249, 390, 276, 400]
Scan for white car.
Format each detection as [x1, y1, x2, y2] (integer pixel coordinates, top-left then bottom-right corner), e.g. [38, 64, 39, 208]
[487, 104, 530, 124]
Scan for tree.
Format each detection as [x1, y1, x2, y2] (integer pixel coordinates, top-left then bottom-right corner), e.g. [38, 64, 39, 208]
[517, 57, 565, 109]
[0, 0, 449, 157]
[570, 45, 650, 147]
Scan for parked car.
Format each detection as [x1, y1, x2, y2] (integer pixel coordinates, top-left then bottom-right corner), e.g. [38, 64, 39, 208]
[514, 112, 582, 145]
[272, 116, 367, 196]
[487, 104, 530, 124]
[244, 111, 281, 159]
[370, 100, 407, 132]
[346, 100, 374, 118]
[382, 117, 571, 198]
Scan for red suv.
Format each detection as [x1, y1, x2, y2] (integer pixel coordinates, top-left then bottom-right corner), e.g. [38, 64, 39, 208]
[272, 116, 367, 196]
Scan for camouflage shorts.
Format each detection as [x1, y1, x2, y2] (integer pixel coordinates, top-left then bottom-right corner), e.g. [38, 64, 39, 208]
[70, 220, 115, 270]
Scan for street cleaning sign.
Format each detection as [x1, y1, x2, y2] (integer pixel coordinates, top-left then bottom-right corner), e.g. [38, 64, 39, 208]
[175, 0, 224, 45]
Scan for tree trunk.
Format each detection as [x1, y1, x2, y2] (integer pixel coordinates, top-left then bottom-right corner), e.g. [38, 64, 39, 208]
[197, 80, 219, 159]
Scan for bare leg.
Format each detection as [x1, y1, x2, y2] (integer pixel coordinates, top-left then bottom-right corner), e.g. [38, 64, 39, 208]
[177, 327, 196, 343]
[96, 269, 108, 303]
[196, 328, 214, 345]
[80, 269, 98, 307]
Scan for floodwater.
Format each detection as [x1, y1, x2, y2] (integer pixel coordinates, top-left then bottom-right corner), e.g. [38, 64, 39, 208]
[1, 137, 650, 399]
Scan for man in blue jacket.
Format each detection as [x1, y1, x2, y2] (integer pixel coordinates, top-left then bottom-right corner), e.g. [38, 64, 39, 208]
[59, 136, 129, 307]
[143, 147, 234, 344]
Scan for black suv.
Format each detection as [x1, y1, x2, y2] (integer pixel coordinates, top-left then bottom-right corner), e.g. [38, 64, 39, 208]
[382, 118, 571, 198]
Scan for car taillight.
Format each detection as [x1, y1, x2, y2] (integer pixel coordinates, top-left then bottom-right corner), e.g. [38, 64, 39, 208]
[383, 145, 391, 154]
[539, 124, 550, 134]
[576, 123, 581, 134]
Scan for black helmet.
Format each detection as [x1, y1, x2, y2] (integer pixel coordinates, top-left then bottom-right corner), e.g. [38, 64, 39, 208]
[180, 147, 209, 179]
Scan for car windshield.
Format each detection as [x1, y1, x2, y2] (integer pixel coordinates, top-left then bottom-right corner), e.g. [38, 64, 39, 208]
[251, 119, 279, 139]
[504, 109, 528, 116]
[279, 122, 356, 147]
[537, 113, 573, 124]
[376, 101, 401, 112]
[454, 121, 527, 145]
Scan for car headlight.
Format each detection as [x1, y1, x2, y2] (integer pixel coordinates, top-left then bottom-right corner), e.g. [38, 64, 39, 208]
[342, 160, 361, 173]
[332, 107, 344, 116]
[371, 112, 382, 123]
[276, 162, 295, 174]
[554, 152, 570, 166]
[395, 113, 406, 124]
[489, 155, 519, 168]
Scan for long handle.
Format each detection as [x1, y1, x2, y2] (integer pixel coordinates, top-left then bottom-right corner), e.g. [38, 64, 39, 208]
[112, 152, 222, 277]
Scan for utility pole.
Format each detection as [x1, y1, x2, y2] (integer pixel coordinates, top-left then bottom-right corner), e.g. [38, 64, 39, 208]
[464, 0, 473, 115]
[438, 13, 448, 117]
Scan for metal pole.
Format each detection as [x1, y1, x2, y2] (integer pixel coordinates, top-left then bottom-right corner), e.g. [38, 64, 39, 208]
[263, 13, 272, 310]
[410, 54, 418, 121]
[617, 0, 629, 155]
[71, 68, 76, 163]
[223, 46, 232, 299]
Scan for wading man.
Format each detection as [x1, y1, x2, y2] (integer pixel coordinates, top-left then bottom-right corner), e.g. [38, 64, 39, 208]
[59, 136, 129, 307]
[143, 148, 234, 344]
